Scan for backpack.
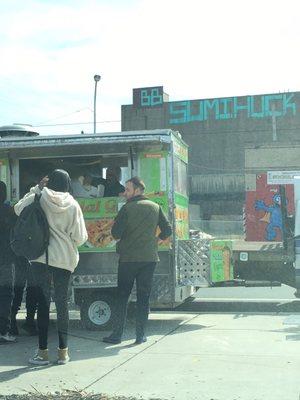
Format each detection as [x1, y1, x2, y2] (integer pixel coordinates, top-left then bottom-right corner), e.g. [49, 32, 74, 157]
[10, 194, 50, 261]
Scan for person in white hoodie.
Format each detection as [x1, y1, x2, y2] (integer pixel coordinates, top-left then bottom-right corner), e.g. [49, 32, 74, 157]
[14, 169, 88, 365]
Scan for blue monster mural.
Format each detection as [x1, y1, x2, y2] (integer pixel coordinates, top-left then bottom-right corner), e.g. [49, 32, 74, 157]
[254, 193, 282, 241]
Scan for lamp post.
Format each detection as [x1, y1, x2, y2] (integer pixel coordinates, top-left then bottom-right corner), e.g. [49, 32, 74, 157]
[93, 74, 101, 134]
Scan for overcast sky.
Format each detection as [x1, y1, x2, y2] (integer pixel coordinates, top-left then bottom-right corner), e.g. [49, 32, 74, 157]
[0, 0, 299, 135]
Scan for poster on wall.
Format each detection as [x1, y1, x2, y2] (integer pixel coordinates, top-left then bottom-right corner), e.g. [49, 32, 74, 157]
[77, 197, 119, 253]
[210, 240, 233, 282]
[245, 173, 294, 242]
[138, 151, 167, 193]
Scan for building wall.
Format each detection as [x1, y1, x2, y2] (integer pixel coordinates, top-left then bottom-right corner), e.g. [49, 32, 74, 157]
[121, 86, 300, 219]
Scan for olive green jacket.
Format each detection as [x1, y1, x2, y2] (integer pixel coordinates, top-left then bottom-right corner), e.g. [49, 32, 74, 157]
[111, 195, 172, 262]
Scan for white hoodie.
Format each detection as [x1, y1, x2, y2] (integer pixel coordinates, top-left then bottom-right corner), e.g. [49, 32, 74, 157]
[14, 185, 88, 272]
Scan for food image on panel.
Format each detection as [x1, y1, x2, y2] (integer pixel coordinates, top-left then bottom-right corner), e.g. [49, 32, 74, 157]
[85, 218, 115, 248]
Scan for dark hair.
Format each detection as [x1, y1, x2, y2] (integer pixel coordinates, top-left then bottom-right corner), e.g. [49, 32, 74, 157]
[0, 181, 7, 204]
[126, 176, 146, 192]
[47, 169, 71, 193]
[106, 166, 121, 181]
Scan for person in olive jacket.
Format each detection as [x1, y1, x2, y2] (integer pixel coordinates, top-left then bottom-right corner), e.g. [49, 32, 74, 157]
[103, 176, 172, 345]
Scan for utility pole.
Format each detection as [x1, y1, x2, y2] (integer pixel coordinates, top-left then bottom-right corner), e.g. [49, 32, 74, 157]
[93, 75, 101, 134]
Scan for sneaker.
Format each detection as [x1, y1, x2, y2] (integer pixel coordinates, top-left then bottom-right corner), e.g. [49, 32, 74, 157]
[21, 321, 37, 336]
[57, 348, 70, 365]
[10, 319, 19, 336]
[0, 332, 17, 344]
[102, 335, 121, 344]
[29, 349, 50, 366]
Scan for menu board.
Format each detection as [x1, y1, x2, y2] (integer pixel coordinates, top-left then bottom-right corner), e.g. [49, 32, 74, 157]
[138, 151, 168, 193]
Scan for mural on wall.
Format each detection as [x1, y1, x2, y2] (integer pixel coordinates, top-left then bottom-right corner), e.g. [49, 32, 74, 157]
[245, 174, 294, 242]
[133, 86, 164, 108]
[169, 94, 296, 124]
[132, 86, 297, 125]
[254, 194, 283, 241]
[140, 88, 163, 107]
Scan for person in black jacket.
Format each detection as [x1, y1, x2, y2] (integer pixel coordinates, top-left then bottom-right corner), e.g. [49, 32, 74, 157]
[0, 181, 17, 343]
[10, 256, 38, 336]
[92, 166, 125, 197]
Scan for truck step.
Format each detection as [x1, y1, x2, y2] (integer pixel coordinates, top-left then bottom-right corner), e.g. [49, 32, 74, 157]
[212, 279, 282, 288]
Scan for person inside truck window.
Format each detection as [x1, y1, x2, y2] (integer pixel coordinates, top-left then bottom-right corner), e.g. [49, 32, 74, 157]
[92, 166, 125, 197]
[72, 172, 104, 198]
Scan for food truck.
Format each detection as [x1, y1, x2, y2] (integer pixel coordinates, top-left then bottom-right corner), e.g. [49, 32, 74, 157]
[0, 127, 211, 330]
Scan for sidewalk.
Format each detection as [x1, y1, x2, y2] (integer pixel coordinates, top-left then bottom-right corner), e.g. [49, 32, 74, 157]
[0, 309, 300, 400]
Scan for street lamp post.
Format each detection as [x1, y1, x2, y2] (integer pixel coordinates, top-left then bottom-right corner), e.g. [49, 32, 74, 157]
[93, 74, 101, 134]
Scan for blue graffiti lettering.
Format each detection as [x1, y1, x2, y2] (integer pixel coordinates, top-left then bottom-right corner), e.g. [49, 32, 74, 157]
[169, 101, 189, 124]
[264, 94, 282, 117]
[203, 99, 219, 120]
[283, 93, 296, 115]
[233, 97, 251, 118]
[169, 93, 296, 124]
[141, 88, 163, 107]
[249, 96, 265, 118]
[218, 98, 233, 120]
[189, 101, 204, 121]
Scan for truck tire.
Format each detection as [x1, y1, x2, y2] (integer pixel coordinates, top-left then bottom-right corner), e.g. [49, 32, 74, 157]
[294, 289, 300, 299]
[80, 292, 117, 331]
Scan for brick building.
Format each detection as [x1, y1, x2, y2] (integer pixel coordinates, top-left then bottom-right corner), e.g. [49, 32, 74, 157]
[121, 86, 300, 228]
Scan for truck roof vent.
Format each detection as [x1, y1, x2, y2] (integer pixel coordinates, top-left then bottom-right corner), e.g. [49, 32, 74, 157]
[0, 124, 39, 138]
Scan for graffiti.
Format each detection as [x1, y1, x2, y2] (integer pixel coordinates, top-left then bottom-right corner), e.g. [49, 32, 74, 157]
[140, 88, 163, 106]
[169, 93, 296, 124]
[254, 194, 282, 241]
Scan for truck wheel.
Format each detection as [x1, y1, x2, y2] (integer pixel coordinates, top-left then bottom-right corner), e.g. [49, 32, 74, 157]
[294, 289, 300, 299]
[80, 293, 116, 331]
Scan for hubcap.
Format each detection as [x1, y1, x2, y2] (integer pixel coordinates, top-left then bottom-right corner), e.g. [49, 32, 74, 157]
[88, 300, 111, 326]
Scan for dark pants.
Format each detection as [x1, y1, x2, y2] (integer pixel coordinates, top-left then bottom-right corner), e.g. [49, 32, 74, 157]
[11, 257, 37, 322]
[30, 262, 71, 350]
[0, 261, 14, 335]
[112, 261, 156, 339]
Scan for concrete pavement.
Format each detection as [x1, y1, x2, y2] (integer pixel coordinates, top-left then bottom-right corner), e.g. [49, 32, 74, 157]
[0, 308, 300, 400]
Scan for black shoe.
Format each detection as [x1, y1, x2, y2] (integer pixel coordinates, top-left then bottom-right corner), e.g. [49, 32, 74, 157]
[10, 320, 19, 336]
[102, 335, 121, 344]
[21, 321, 37, 336]
[135, 336, 147, 345]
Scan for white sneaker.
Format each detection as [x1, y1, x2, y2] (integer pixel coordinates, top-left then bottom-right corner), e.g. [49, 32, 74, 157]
[0, 333, 17, 344]
[29, 349, 50, 366]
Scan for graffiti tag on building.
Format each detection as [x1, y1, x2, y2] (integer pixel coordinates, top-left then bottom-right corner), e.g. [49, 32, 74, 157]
[169, 93, 296, 124]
